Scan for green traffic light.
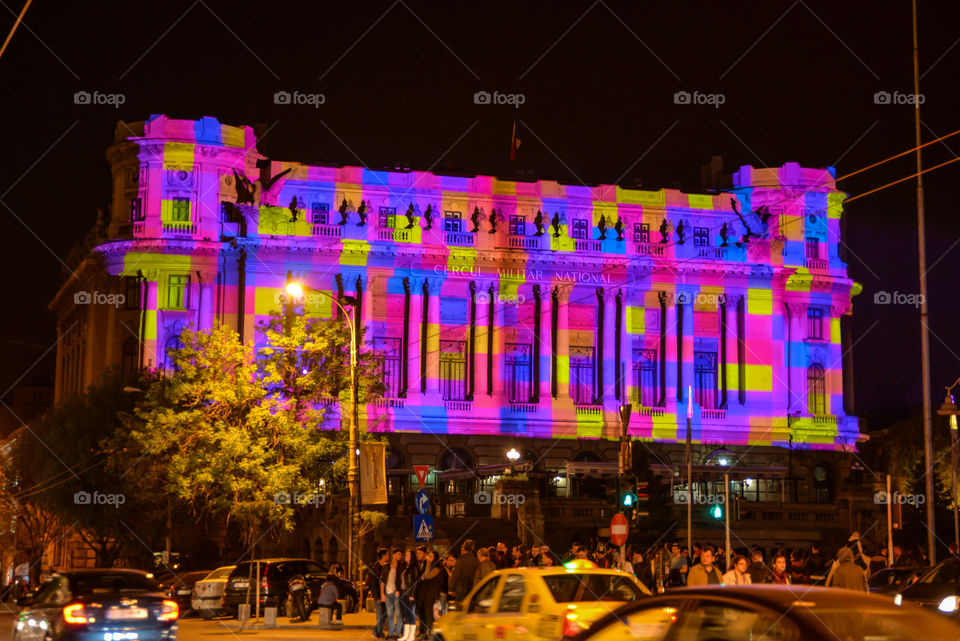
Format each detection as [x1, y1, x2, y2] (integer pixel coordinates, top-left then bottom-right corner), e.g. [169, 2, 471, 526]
[710, 505, 723, 519]
[623, 493, 636, 507]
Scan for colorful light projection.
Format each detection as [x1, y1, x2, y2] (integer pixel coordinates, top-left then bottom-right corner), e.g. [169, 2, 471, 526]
[104, 116, 859, 450]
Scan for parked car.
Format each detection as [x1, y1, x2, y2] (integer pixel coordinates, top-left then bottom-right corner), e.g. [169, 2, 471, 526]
[222, 558, 358, 617]
[191, 566, 235, 619]
[571, 585, 960, 641]
[895, 557, 960, 616]
[154, 570, 210, 617]
[13, 569, 178, 641]
[869, 566, 923, 595]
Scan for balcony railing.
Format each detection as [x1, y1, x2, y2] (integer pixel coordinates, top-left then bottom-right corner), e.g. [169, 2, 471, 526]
[805, 258, 829, 270]
[638, 407, 665, 417]
[574, 404, 603, 416]
[812, 414, 839, 426]
[509, 403, 539, 413]
[162, 221, 196, 235]
[636, 243, 666, 256]
[696, 247, 723, 259]
[508, 236, 541, 250]
[701, 409, 726, 420]
[444, 400, 472, 412]
[375, 398, 405, 409]
[446, 232, 475, 246]
[574, 240, 602, 252]
[312, 224, 342, 238]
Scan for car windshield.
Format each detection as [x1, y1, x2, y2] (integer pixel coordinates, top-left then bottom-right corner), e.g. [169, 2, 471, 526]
[869, 569, 908, 588]
[919, 561, 960, 584]
[208, 567, 234, 580]
[542, 573, 642, 603]
[70, 573, 158, 595]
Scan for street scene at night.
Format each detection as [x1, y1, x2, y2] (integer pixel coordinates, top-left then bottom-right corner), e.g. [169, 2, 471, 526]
[4, 1, 960, 640]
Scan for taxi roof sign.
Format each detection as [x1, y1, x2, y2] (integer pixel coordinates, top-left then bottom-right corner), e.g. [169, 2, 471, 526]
[563, 559, 597, 570]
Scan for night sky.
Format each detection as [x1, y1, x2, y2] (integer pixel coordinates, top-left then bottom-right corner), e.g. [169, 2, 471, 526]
[2, 1, 959, 429]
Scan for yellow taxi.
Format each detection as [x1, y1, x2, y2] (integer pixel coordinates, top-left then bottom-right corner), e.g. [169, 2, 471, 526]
[433, 560, 651, 641]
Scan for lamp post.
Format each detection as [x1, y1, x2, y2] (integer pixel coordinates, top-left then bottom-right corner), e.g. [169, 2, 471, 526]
[284, 278, 360, 581]
[686, 386, 693, 558]
[936, 379, 960, 552]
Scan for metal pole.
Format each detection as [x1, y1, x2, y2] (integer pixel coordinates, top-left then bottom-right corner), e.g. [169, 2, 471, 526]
[686, 386, 693, 558]
[724, 472, 731, 571]
[952, 428, 959, 552]
[347, 306, 360, 583]
[887, 474, 894, 567]
[912, 0, 937, 567]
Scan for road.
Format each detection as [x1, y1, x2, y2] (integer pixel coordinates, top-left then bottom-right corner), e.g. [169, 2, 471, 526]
[0, 609, 379, 641]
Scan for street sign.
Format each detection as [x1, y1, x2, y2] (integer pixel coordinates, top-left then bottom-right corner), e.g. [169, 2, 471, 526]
[413, 465, 430, 489]
[610, 513, 629, 546]
[413, 514, 434, 541]
[415, 489, 431, 515]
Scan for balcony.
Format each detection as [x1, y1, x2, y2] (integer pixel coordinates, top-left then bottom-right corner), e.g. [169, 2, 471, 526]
[574, 239, 602, 252]
[446, 231, 475, 247]
[636, 243, 666, 256]
[701, 409, 726, 420]
[374, 398, 405, 409]
[508, 236, 541, 250]
[312, 224, 342, 238]
[574, 404, 603, 417]
[638, 406, 665, 417]
[162, 221, 196, 235]
[805, 258, 829, 270]
[444, 400, 472, 412]
[377, 228, 410, 242]
[509, 403, 539, 413]
[812, 414, 840, 426]
[696, 246, 723, 259]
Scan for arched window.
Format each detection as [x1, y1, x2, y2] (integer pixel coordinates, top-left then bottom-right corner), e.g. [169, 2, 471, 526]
[807, 364, 826, 415]
[439, 448, 472, 471]
[164, 334, 183, 374]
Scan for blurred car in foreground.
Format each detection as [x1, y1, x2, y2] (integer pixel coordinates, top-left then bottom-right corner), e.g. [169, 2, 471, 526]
[433, 560, 650, 641]
[190, 566, 235, 619]
[571, 585, 960, 641]
[869, 566, 922, 595]
[13, 569, 178, 641]
[895, 557, 960, 616]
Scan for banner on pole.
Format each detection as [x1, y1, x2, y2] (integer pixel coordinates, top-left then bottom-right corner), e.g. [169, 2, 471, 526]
[359, 442, 387, 504]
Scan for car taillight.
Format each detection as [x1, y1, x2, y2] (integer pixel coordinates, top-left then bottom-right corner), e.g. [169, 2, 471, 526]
[159, 600, 179, 621]
[562, 613, 583, 637]
[63, 603, 90, 625]
[260, 578, 269, 593]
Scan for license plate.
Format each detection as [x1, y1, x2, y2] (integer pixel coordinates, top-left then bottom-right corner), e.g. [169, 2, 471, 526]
[177, 588, 191, 595]
[105, 607, 148, 620]
[233, 581, 249, 589]
[104, 633, 139, 641]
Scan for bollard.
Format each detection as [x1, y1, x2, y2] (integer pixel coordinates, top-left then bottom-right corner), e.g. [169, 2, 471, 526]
[264, 606, 277, 628]
[317, 607, 332, 628]
[237, 604, 250, 622]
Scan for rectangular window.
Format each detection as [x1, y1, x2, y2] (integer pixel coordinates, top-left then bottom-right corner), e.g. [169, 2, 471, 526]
[807, 307, 824, 340]
[505, 343, 533, 403]
[571, 219, 588, 240]
[569, 345, 595, 405]
[378, 207, 397, 228]
[509, 215, 526, 236]
[373, 337, 402, 399]
[633, 223, 650, 244]
[129, 198, 143, 222]
[694, 351, 717, 410]
[124, 276, 141, 311]
[311, 202, 329, 225]
[444, 211, 462, 233]
[170, 197, 190, 222]
[167, 275, 190, 309]
[805, 237, 820, 259]
[439, 340, 467, 401]
[632, 348, 657, 407]
[693, 227, 709, 247]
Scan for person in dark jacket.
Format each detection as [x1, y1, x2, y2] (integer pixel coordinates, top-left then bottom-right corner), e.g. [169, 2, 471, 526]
[316, 574, 342, 622]
[627, 545, 654, 591]
[398, 548, 419, 641]
[747, 550, 772, 584]
[287, 573, 308, 622]
[417, 550, 443, 636]
[475, 547, 497, 583]
[450, 540, 480, 605]
[826, 547, 868, 591]
[370, 549, 390, 638]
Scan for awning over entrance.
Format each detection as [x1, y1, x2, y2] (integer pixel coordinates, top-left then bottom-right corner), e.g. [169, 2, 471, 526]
[437, 461, 533, 481]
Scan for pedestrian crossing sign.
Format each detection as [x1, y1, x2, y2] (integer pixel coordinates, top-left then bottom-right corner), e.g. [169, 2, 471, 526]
[414, 514, 434, 541]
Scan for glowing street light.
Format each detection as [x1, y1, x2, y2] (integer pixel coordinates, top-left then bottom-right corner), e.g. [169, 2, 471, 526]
[506, 448, 521, 462]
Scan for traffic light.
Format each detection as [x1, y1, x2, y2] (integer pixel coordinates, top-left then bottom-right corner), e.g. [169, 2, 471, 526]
[634, 481, 650, 519]
[621, 482, 636, 520]
[708, 504, 724, 520]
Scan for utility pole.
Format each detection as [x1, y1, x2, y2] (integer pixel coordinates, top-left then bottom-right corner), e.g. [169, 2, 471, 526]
[686, 387, 693, 557]
[912, 0, 936, 565]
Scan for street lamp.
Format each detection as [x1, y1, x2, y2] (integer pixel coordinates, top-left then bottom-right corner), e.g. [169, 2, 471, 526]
[284, 277, 361, 581]
[506, 448, 520, 462]
[936, 378, 960, 553]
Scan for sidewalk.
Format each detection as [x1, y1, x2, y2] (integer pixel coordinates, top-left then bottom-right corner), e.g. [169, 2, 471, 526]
[216, 611, 375, 631]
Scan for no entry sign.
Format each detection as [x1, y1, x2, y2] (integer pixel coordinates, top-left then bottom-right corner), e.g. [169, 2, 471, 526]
[610, 513, 629, 546]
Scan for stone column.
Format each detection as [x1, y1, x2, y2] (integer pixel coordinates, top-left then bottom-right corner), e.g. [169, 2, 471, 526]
[617, 289, 630, 404]
[537, 285, 551, 403]
[198, 270, 216, 331]
[142, 278, 158, 369]
[424, 277, 442, 397]
[360, 273, 375, 338]
[407, 278, 423, 396]
[492, 283, 507, 398]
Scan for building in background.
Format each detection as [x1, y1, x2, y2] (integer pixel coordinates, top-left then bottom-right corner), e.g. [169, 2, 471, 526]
[49, 115, 871, 561]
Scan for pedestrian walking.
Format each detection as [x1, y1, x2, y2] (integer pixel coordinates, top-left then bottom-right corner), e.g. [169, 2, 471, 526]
[398, 548, 419, 641]
[825, 548, 868, 591]
[384, 548, 405, 639]
[371, 548, 390, 638]
[450, 540, 479, 606]
[287, 572, 308, 622]
[475, 547, 496, 583]
[417, 550, 443, 639]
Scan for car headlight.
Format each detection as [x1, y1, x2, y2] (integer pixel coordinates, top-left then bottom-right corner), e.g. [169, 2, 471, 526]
[939, 596, 959, 613]
[894, 594, 902, 607]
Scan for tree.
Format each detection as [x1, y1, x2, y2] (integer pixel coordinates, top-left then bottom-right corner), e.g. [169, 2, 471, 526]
[130, 310, 382, 552]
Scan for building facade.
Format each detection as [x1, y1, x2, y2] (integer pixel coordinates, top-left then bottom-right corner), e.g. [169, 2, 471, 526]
[50, 115, 871, 559]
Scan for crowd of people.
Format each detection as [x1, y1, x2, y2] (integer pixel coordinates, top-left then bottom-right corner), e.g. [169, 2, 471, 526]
[359, 531, 932, 640]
